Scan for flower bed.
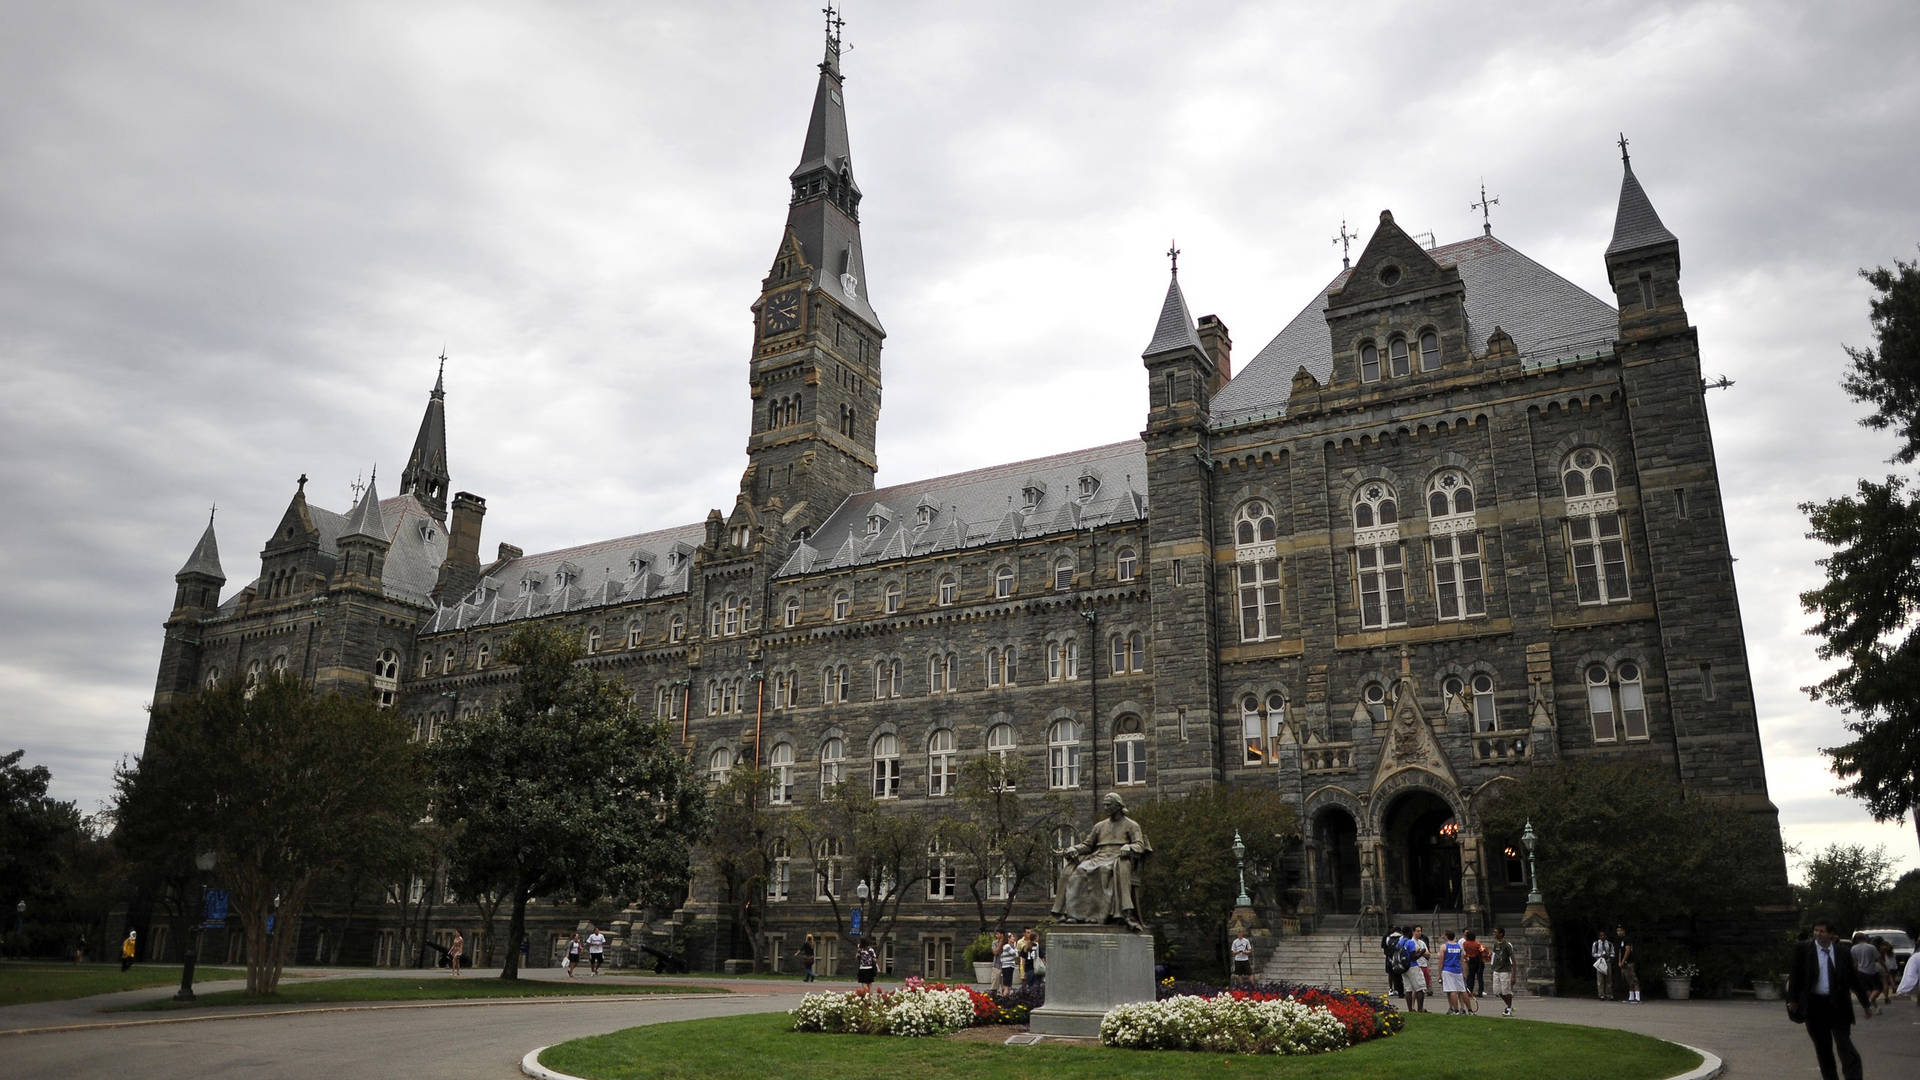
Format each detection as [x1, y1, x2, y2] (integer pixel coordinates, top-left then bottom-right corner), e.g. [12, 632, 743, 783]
[790, 978, 1026, 1036]
[1157, 979, 1403, 1046]
[1102, 994, 1350, 1054]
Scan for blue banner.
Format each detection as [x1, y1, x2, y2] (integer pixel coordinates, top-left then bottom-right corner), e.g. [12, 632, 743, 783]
[203, 889, 229, 926]
[850, 908, 862, 934]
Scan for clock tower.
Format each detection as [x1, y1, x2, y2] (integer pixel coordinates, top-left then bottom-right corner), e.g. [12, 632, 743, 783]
[739, 15, 884, 548]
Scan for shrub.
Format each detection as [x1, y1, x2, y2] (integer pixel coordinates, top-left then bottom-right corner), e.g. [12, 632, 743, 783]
[789, 981, 974, 1037]
[1102, 994, 1348, 1054]
[1158, 978, 1402, 1044]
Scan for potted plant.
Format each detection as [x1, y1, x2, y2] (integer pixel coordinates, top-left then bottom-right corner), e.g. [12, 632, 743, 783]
[963, 933, 998, 987]
[1661, 957, 1699, 1001]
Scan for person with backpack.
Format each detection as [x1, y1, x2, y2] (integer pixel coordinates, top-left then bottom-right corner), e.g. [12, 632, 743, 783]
[1403, 926, 1430, 1012]
[1382, 926, 1406, 999]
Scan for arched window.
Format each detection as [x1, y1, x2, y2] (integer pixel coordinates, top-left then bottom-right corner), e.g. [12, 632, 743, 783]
[443, 649, 455, 674]
[585, 627, 601, 653]
[1110, 631, 1147, 674]
[1564, 449, 1628, 604]
[724, 595, 742, 636]
[1240, 692, 1287, 765]
[986, 645, 1016, 687]
[1116, 546, 1138, 582]
[1420, 329, 1440, 369]
[986, 723, 1017, 786]
[883, 581, 902, 614]
[767, 836, 792, 901]
[420, 653, 434, 678]
[476, 643, 490, 669]
[1587, 661, 1648, 742]
[627, 621, 643, 648]
[1428, 470, 1486, 621]
[1388, 335, 1411, 377]
[937, 574, 957, 606]
[994, 565, 1015, 599]
[667, 614, 684, 642]
[375, 650, 398, 680]
[928, 653, 954, 694]
[1353, 482, 1406, 628]
[872, 734, 901, 798]
[832, 591, 851, 621]
[820, 737, 846, 794]
[1114, 715, 1146, 786]
[927, 730, 956, 797]
[784, 596, 801, 627]
[1360, 341, 1381, 382]
[1047, 640, 1079, 682]
[769, 743, 795, 804]
[205, 666, 221, 689]
[708, 746, 733, 785]
[1053, 556, 1075, 591]
[1234, 501, 1283, 642]
[1048, 719, 1081, 789]
[823, 664, 848, 703]
[1471, 673, 1496, 732]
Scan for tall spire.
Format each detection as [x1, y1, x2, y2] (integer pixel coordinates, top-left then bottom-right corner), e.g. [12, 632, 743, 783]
[1606, 140, 1677, 258]
[778, 5, 880, 329]
[1143, 263, 1206, 358]
[176, 507, 225, 581]
[400, 356, 451, 521]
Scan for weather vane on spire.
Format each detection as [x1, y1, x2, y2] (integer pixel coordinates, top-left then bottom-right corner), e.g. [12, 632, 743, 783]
[824, 3, 845, 51]
[1617, 132, 1631, 166]
[349, 471, 366, 503]
[1166, 239, 1181, 277]
[1333, 219, 1357, 269]
[1471, 180, 1500, 237]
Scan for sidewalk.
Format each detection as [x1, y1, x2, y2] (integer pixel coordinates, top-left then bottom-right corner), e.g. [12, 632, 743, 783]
[1508, 994, 1920, 1078]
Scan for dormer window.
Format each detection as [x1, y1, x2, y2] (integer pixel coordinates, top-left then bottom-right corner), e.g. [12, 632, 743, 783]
[867, 512, 885, 537]
[916, 503, 936, 527]
[1077, 473, 1100, 501]
[1021, 483, 1044, 512]
[419, 523, 436, 543]
[667, 550, 684, 570]
[554, 570, 575, 589]
[519, 575, 539, 596]
[629, 556, 646, 576]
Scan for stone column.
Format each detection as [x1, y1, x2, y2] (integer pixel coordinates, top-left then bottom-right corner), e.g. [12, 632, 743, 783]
[1522, 900, 1555, 997]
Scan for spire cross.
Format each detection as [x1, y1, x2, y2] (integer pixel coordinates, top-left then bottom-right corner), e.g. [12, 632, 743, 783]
[1166, 239, 1180, 277]
[349, 471, 366, 503]
[1617, 132, 1631, 166]
[823, 3, 844, 49]
[1332, 219, 1358, 269]
[1471, 180, 1500, 237]
[297, 473, 308, 493]
[208, 503, 217, 526]
[437, 346, 447, 378]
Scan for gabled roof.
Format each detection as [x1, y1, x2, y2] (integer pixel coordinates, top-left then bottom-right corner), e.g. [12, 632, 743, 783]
[1606, 161, 1678, 257]
[423, 520, 708, 633]
[776, 440, 1148, 578]
[1210, 235, 1619, 426]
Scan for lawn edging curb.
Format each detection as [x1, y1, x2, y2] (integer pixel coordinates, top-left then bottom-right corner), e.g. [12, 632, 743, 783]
[522, 1045, 574, 1080]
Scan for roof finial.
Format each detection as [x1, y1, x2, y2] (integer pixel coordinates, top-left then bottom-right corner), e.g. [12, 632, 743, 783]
[349, 470, 365, 503]
[208, 503, 217, 526]
[1617, 132, 1631, 167]
[297, 473, 308, 493]
[1332, 219, 1357, 269]
[1166, 239, 1181, 277]
[1471, 179, 1500, 237]
[823, 3, 844, 55]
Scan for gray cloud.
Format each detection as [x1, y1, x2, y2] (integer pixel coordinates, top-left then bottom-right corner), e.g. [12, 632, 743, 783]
[3, 1, 1919, 874]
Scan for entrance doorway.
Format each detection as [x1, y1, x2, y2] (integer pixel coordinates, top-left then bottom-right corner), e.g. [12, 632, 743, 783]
[1312, 807, 1362, 914]
[1382, 790, 1462, 914]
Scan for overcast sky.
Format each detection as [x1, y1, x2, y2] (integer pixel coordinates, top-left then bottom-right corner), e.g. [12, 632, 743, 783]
[3, 1, 1917, 882]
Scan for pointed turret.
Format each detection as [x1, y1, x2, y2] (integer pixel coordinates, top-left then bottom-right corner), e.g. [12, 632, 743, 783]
[177, 510, 225, 581]
[1603, 139, 1687, 342]
[400, 357, 451, 521]
[1142, 256, 1216, 436]
[337, 473, 391, 590]
[172, 507, 226, 614]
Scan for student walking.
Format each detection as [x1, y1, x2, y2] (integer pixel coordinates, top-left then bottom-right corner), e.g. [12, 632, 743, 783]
[1490, 926, 1518, 1016]
[449, 930, 464, 976]
[799, 933, 816, 982]
[587, 926, 607, 975]
[1592, 929, 1615, 1001]
[566, 932, 582, 976]
[120, 930, 137, 972]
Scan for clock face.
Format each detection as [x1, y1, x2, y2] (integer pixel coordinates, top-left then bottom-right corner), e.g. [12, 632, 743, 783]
[763, 289, 802, 335]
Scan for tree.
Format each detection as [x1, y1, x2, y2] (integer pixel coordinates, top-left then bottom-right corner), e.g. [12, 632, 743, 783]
[946, 754, 1069, 934]
[1131, 783, 1298, 968]
[1876, 868, 1920, 935]
[791, 780, 928, 951]
[1797, 843, 1896, 934]
[117, 675, 425, 994]
[1479, 760, 1783, 930]
[705, 765, 791, 971]
[1, 750, 84, 955]
[427, 624, 709, 979]
[1801, 256, 1920, 850]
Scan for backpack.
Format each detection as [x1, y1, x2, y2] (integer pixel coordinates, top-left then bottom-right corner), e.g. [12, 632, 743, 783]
[1384, 933, 1407, 973]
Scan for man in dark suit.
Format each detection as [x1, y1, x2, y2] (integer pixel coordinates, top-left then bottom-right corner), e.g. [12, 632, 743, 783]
[1786, 918, 1868, 1080]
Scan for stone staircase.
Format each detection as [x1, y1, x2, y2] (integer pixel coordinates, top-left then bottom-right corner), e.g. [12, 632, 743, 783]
[1256, 915, 1392, 995]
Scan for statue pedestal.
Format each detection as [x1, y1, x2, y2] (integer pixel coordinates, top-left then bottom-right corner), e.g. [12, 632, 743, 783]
[1028, 927, 1156, 1039]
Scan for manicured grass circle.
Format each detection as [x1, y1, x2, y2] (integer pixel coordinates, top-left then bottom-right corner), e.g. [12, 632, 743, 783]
[120, 975, 728, 1010]
[540, 1010, 1702, 1080]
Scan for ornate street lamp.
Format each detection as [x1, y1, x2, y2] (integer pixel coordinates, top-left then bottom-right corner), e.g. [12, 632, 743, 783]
[174, 850, 217, 1002]
[1521, 820, 1543, 905]
[854, 879, 870, 939]
[1232, 830, 1252, 908]
[14, 899, 24, 957]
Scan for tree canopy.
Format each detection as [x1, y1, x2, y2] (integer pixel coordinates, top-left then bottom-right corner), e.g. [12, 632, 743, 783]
[1478, 760, 1783, 930]
[1795, 842, 1897, 933]
[427, 624, 709, 979]
[946, 753, 1070, 934]
[1131, 782, 1298, 967]
[116, 675, 425, 994]
[1801, 256, 1920, 850]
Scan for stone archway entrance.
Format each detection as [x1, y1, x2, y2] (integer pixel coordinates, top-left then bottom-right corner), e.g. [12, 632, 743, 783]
[1310, 806, 1362, 914]
[1381, 790, 1461, 914]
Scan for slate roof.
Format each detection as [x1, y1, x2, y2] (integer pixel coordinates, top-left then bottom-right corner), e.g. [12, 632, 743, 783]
[1606, 162, 1678, 257]
[423, 520, 708, 632]
[177, 519, 224, 580]
[214, 492, 451, 615]
[1210, 234, 1620, 426]
[1143, 273, 1206, 357]
[340, 477, 388, 540]
[776, 440, 1149, 577]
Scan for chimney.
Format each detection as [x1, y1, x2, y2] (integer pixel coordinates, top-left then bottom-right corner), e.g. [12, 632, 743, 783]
[1198, 315, 1233, 395]
[432, 492, 486, 602]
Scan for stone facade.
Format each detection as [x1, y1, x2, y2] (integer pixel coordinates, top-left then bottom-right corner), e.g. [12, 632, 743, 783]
[148, 31, 1788, 975]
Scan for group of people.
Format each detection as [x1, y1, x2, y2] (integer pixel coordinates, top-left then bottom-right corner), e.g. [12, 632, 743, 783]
[792, 932, 879, 989]
[1589, 924, 1642, 1002]
[1382, 924, 1518, 1017]
[993, 929, 1044, 994]
[561, 926, 609, 976]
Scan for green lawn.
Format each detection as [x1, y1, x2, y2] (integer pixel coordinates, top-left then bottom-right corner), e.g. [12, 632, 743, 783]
[540, 1011, 1703, 1080]
[121, 975, 729, 1011]
[0, 963, 249, 1007]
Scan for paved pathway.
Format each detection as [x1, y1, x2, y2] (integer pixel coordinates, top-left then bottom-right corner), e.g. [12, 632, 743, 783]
[6, 969, 1917, 1078]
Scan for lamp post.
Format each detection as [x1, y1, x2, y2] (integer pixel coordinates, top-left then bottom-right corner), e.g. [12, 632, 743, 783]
[174, 850, 217, 1002]
[853, 879, 870, 940]
[1232, 830, 1252, 908]
[1521, 820, 1542, 904]
[14, 900, 24, 958]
